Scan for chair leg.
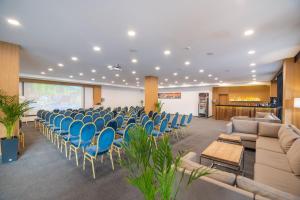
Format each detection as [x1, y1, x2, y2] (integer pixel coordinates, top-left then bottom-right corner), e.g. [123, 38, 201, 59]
[75, 149, 79, 166]
[65, 142, 68, 158]
[69, 146, 72, 160]
[83, 154, 86, 170]
[109, 150, 114, 171]
[153, 137, 158, 148]
[91, 158, 96, 179]
[101, 155, 104, 163]
[117, 148, 121, 160]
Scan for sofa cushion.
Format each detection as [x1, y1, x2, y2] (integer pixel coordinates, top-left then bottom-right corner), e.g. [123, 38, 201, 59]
[258, 122, 281, 138]
[256, 137, 284, 154]
[290, 125, 300, 136]
[180, 157, 236, 185]
[287, 139, 300, 175]
[256, 112, 268, 118]
[233, 120, 258, 134]
[254, 163, 300, 196]
[255, 149, 292, 172]
[279, 128, 299, 153]
[278, 124, 290, 138]
[232, 133, 257, 141]
[237, 176, 299, 200]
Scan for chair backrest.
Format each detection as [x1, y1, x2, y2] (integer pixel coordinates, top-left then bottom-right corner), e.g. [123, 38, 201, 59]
[124, 123, 136, 143]
[180, 115, 186, 126]
[92, 113, 101, 121]
[42, 111, 48, 119]
[148, 110, 153, 118]
[49, 113, 57, 125]
[64, 111, 72, 116]
[161, 111, 166, 119]
[96, 127, 115, 155]
[59, 110, 65, 114]
[79, 110, 85, 115]
[165, 113, 171, 123]
[159, 118, 168, 133]
[86, 111, 93, 116]
[106, 119, 118, 131]
[144, 120, 154, 135]
[127, 117, 136, 125]
[60, 117, 73, 132]
[153, 115, 161, 126]
[53, 109, 60, 113]
[70, 112, 77, 119]
[141, 115, 149, 126]
[78, 123, 96, 147]
[45, 112, 52, 123]
[104, 114, 112, 125]
[187, 113, 193, 124]
[94, 117, 105, 133]
[170, 114, 178, 128]
[152, 112, 158, 120]
[74, 113, 84, 120]
[99, 110, 106, 117]
[53, 114, 64, 128]
[37, 110, 43, 118]
[140, 112, 146, 120]
[69, 120, 84, 137]
[115, 115, 124, 129]
[82, 115, 93, 123]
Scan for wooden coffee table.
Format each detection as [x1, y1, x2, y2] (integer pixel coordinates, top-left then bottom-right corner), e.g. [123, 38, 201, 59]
[218, 133, 241, 144]
[200, 141, 244, 174]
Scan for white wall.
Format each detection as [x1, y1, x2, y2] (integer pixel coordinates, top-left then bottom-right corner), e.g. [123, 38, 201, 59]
[158, 86, 213, 117]
[84, 87, 93, 109]
[102, 85, 144, 108]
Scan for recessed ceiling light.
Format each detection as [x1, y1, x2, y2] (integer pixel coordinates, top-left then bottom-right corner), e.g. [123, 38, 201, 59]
[132, 70, 136, 74]
[48, 68, 53, 71]
[155, 66, 160, 70]
[41, 72, 46, 75]
[91, 69, 96, 73]
[131, 59, 138, 63]
[252, 78, 256, 81]
[102, 76, 106, 79]
[57, 63, 64, 67]
[164, 50, 171, 55]
[219, 80, 223, 83]
[208, 74, 213, 77]
[7, 18, 21, 26]
[184, 61, 190, 66]
[122, 79, 126, 82]
[174, 81, 178, 84]
[164, 78, 168, 82]
[252, 74, 256, 77]
[71, 57, 78, 61]
[111, 81, 115, 84]
[79, 72, 84, 76]
[107, 65, 113, 70]
[115, 74, 120, 77]
[69, 75, 73, 78]
[200, 81, 204, 84]
[244, 29, 254, 36]
[185, 76, 189, 80]
[125, 83, 128, 85]
[193, 79, 197, 82]
[251, 69, 256, 73]
[136, 81, 140, 84]
[173, 72, 178, 76]
[136, 77, 140, 81]
[93, 46, 101, 51]
[128, 30, 136, 37]
[248, 50, 256, 55]
[214, 77, 219, 80]
[91, 78, 95, 81]
[160, 82, 164, 85]
[199, 69, 204, 73]
[250, 63, 256, 67]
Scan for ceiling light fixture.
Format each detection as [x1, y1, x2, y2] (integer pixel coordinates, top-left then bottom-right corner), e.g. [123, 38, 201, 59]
[79, 72, 83, 76]
[208, 74, 213, 77]
[219, 80, 223, 83]
[69, 75, 73, 78]
[248, 50, 256, 55]
[93, 46, 101, 51]
[164, 78, 168, 82]
[252, 74, 256, 77]
[41, 72, 45, 75]
[107, 65, 113, 70]
[250, 63, 256, 67]
[122, 79, 126, 82]
[71, 57, 78, 61]
[48, 68, 53, 71]
[214, 77, 219, 80]
[115, 74, 120, 77]
[91, 69, 96, 73]
[125, 83, 128, 85]
[132, 70, 136, 74]
[193, 79, 197, 82]
[131, 59, 138, 63]
[185, 76, 189, 80]
[173, 72, 178, 76]
[136, 77, 140, 81]
[253, 78, 256, 81]
[155, 66, 160, 70]
[111, 81, 115, 84]
[91, 78, 95, 81]
[7, 18, 21, 26]
[251, 69, 256, 73]
[174, 81, 178, 84]
[244, 29, 254, 36]
[164, 50, 171, 55]
[199, 69, 204, 73]
[57, 63, 64, 67]
[128, 30, 136, 37]
[102, 76, 106, 79]
[184, 61, 190, 66]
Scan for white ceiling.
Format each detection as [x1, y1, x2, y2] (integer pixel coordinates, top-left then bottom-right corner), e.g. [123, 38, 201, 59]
[1, 0, 300, 88]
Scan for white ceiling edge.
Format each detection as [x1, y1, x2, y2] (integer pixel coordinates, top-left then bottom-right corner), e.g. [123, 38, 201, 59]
[19, 73, 143, 90]
[20, 73, 270, 91]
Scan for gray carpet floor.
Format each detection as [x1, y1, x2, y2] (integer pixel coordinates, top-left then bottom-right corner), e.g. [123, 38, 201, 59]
[0, 118, 255, 200]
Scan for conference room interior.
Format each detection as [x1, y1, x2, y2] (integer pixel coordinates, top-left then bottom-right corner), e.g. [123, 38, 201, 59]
[0, 1, 300, 200]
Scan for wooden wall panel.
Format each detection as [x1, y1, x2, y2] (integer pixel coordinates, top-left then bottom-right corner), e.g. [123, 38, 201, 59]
[270, 80, 277, 97]
[144, 76, 158, 113]
[93, 86, 101, 105]
[0, 41, 20, 138]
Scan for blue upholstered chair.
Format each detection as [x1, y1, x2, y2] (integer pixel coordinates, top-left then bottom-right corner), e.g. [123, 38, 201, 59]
[165, 113, 171, 123]
[43, 112, 52, 135]
[153, 115, 161, 127]
[92, 113, 101, 121]
[115, 115, 124, 130]
[151, 118, 168, 147]
[166, 114, 179, 139]
[82, 115, 93, 123]
[34, 110, 43, 128]
[46, 113, 57, 139]
[83, 127, 115, 179]
[86, 111, 93, 116]
[94, 117, 105, 136]
[61, 120, 84, 158]
[148, 110, 153, 118]
[103, 114, 112, 125]
[152, 112, 158, 120]
[106, 119, 118, 131]
[50, 114, 64, 144]
[144, 120, 154, 136]
[99, 110, 106, 117]
[113, 123, 136, 159]
[161, 111, 166, 119]
[140, 115, 149, 126]
[59, 110, 65, 114]
[53, 116, 73, 149]
[64, 110, 72, 117]
[69, 123, 96, 166]
[182, 113, 193, 127]
[74, 113, 84, 120]
[178, 115, 186, 127]
[70, 112, 77, 119]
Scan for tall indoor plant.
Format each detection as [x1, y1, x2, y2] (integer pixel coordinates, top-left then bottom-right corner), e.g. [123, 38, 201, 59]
[0, 90, 33, 163]
[120, 126, 210, 200]
[154, 101, 164, 113]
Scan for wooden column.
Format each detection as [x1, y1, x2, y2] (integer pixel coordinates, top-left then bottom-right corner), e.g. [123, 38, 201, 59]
[0, 41, 20, 138]
[93, 85, 102, 105]
[144, 76, 158, 113]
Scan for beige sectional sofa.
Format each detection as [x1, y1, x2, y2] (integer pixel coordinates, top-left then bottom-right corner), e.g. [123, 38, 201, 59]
[232, 112, 281, 124]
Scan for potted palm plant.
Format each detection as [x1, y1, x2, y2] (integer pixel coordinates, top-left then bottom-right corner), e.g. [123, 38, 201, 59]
[154, 101, 164, 113]
[0, 90, 33, 163]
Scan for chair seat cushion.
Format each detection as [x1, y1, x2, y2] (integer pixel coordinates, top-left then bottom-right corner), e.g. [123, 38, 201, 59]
[165, 127, 172, 132]
[113, 138, 123, 148]
[70, 139, 91, 148]
[62, 135, 78, 141]
[232, 132, 257, 141]
[85, 146, 109, 157]
[152, 130, 162, 137]
[256, 137, 284, 154]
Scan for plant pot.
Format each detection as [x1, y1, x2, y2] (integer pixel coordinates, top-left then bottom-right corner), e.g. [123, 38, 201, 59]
[1, 136, 19, 163]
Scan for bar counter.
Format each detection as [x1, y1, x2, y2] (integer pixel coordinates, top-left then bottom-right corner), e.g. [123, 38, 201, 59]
[214, 105, 277, 121]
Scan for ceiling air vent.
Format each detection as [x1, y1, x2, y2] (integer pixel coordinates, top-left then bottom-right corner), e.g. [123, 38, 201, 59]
[108, 64, 123, 71]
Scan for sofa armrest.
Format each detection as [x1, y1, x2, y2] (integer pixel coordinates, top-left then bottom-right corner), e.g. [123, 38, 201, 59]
[226, 122, 233, 134]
